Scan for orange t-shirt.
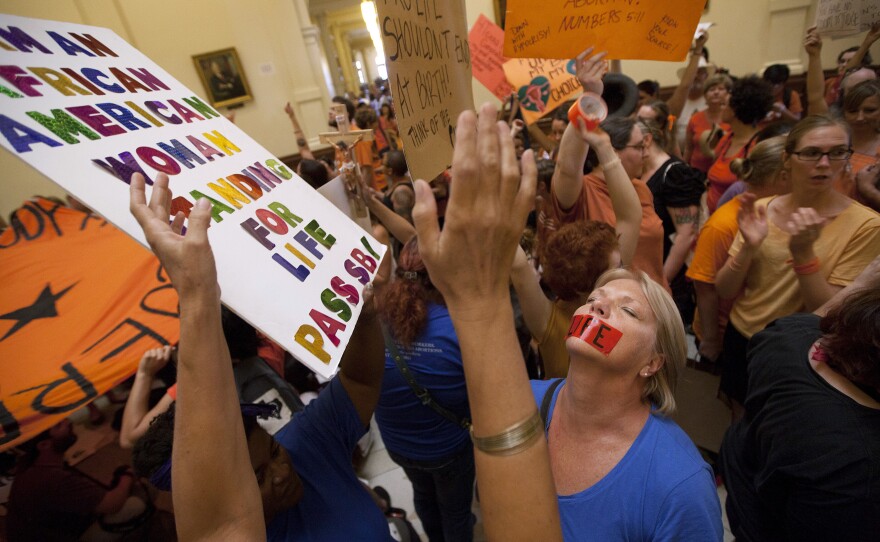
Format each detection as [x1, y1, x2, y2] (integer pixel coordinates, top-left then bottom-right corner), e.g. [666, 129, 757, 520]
[549, 174, 668, 290]
[706, 133, 749, 214]
[686, 197, 741, 340]
[834, 145, 880, 199]
[686, 111, 729, 174]
[354, 139, 387, 191]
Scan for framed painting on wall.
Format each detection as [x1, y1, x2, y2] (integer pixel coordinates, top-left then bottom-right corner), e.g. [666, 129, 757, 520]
[192, 47, 252, 108]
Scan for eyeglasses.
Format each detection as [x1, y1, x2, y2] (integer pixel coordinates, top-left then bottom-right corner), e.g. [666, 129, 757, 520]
[623, 143, 646, 151]
[790, 147, 853, 161]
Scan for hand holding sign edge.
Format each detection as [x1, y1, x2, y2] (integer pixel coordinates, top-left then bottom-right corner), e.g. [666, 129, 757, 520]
[130, 172, 219, 304]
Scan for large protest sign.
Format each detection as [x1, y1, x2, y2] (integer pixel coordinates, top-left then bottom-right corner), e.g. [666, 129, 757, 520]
[0, 15, 385, 384]
[502, 0, 705, 60]
[815, 0, 880, 38]
[0, 199, 180, 451]
[469, 14, 515, 101]
[503, 57, 581, 124]
[376, 0, 474, 182]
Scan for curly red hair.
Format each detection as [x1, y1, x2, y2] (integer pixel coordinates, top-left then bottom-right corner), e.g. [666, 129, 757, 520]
[379, 238, 444, 347]
[541, 221, 619, 301]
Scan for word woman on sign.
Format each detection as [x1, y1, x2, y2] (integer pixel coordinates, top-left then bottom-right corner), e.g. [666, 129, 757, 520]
[128, 172, 393, 541]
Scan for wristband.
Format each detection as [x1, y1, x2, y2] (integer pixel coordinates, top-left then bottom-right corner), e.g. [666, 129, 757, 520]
[602, 158, 622, 171]
[470, 410, 542, 456]
[791, 256, 820, 275]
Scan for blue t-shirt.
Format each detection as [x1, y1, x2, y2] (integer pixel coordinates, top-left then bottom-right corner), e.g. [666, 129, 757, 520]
[268, 377, 393, 541]
[531, 379, 723, 541]
[375, 303, 470, 461]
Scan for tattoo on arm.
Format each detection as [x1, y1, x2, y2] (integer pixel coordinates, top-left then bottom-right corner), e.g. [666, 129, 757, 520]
[671, 206, 699, 226]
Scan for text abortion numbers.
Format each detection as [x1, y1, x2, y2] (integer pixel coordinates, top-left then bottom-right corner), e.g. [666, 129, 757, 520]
[0, 15, 385, 378]
[377, 0, 474, 183]
[502, 0, 706, 61]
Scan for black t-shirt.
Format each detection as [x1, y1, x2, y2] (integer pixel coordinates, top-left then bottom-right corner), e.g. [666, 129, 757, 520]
[720, 313, 880, 542]
[645, 157, 705, 258]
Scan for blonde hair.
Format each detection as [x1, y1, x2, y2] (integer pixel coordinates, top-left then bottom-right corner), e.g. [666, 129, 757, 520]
[729, 136, 786, 188]
[594, 268, 686, 415]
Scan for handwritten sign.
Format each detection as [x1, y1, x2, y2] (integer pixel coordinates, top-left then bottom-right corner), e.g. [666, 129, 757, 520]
[0, 14, 385, 380]
[502, 0, 705, 60]
[816, 0, 880, 37]
[469, 14, 515, 101]
[0, 199, 180, 451]
[503, 57, 581, 124]
[376, 0, 474, 182]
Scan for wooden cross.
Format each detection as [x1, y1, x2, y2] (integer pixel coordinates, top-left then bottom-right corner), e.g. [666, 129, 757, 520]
[318, 104, 374, 218]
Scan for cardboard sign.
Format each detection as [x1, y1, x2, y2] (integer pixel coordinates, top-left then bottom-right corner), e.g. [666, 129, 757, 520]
[376, 0, 474, 182]
[503, 57, 581, 124]
[0, 15, 385, 380]
[502, 0, 705, 60]
[0, 199, 180, 451]
[815, 0, 880, 38]
[469, 14, 516, 101]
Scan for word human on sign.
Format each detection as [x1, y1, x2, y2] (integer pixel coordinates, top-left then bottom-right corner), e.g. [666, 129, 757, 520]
[377, 0, 474, 183]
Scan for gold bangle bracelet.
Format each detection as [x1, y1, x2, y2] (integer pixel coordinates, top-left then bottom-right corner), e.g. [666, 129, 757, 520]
[470, 410, 543, 456]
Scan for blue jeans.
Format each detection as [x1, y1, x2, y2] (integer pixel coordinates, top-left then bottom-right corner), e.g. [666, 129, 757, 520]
[388, 444, 475, 542]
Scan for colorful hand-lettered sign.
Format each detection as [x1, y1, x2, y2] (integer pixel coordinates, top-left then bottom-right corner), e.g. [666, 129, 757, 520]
[815, 0, 880, 38]
[0, 199, 180, 451]
[502, 0, 706, 60]
[376, 0, 474, 182]
[469, 14, 516, 101]
[503, 57, 581, 124]
[0, 15, 386, 388]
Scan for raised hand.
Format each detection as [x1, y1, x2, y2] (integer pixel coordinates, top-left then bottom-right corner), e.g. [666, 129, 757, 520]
[736, 193, 768, 249]
[786, 207, 826, 258]
[694, 30, 709, 51]
[804, 25, 822, 56]
[412, 102, 536, 312]
[129, 173, 218, 302]
[138, 345, 174, 376]
[575, 47, 608, 96]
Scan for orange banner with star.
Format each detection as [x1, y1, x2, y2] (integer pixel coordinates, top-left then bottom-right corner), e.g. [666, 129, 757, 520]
[0, 198, 180, 451]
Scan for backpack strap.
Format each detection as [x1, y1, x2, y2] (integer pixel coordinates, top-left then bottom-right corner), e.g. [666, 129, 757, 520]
[540, 378, 565, 430]
[382, 324, 472, 430]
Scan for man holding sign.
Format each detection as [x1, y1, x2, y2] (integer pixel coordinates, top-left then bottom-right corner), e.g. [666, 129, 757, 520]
[128, 173, 392, 541]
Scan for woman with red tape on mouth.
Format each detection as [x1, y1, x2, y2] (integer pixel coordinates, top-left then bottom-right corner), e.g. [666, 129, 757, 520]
[714, 115, 880, 421]
[531, 268, 723, 540]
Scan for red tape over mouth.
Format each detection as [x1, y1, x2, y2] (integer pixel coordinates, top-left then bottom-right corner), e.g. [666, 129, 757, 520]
[566, 314, 623, 355]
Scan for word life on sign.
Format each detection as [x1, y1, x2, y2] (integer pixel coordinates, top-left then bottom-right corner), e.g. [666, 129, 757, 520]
[376, 0, 474, 182]
[502, 0, 706, 61]
[0, 14, 386, 381]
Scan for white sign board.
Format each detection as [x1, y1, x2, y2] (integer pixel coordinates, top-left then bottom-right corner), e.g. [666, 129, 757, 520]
[815, 0, 880, 38]
[0, 15, 385, 378]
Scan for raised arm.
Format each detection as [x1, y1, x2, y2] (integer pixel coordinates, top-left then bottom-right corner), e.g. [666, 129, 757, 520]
[786, 208, 843, 312]
[119, 346, 175, 449]
[716, 193, 766, 300]
[285, 102, 315, 161]
[129, 173, 265, 541]
[413, 103, 561, 541]
[587, 128, 641, 265]
[804, 26, 829, 116]
[337, 294, 385, 427]
[361, 183, 417, 245]
[552, 47, 607, 209]
[841, 22, 880, 73]
[510, 244, 553, 339]
[667, 33, 709, 117]
[664, 204, 699, 283]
